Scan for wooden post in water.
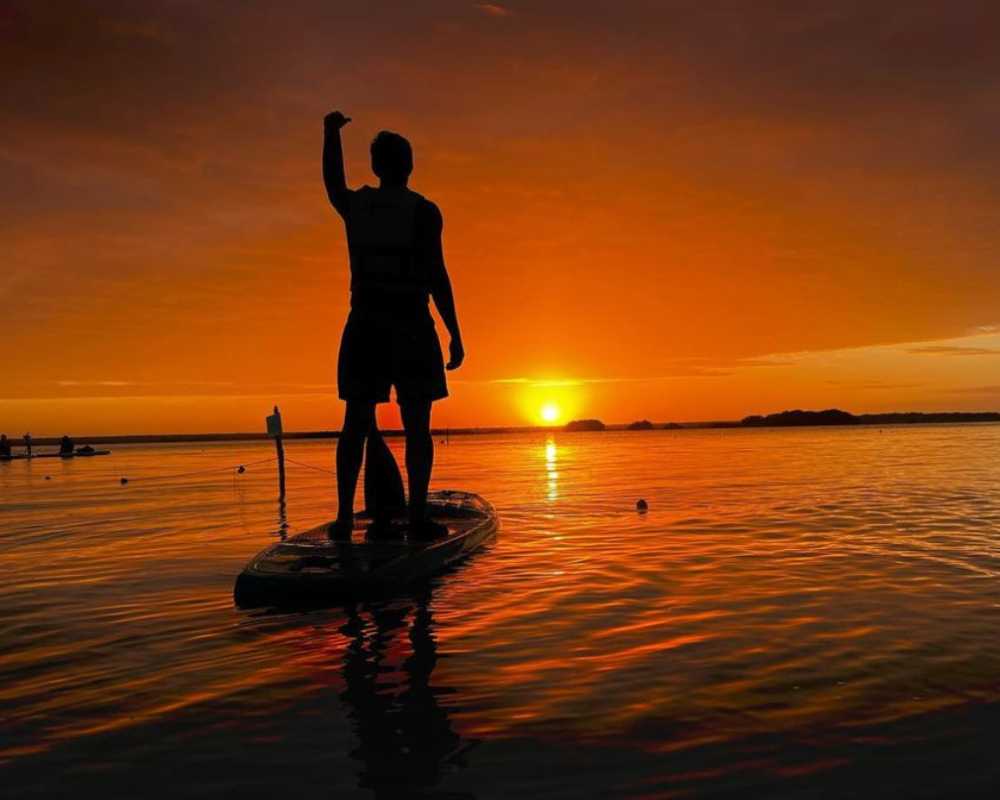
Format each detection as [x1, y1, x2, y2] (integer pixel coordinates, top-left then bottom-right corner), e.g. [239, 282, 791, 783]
[266, 405, 285, 500]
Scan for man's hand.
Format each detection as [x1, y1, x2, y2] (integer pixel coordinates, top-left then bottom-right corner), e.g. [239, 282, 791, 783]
[446, 338, 465, 371]
[324, 111, 351, 130]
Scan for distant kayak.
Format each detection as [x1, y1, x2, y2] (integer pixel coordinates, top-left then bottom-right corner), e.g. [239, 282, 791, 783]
[234, 490, 498, 608]
[71, 448, 111, 458]
[0, 449, 111, 461]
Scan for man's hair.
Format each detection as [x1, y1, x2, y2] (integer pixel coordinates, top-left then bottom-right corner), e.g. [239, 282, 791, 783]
[370, 131, 413, 183]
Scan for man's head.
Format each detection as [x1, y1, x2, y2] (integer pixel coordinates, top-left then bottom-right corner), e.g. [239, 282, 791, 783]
[370, 131, 413, 185]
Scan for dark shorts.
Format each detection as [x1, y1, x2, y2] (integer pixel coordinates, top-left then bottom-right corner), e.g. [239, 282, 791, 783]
[337, 308, 448, 405]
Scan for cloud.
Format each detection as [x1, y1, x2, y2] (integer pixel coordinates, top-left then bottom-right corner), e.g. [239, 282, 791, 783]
[476, 354, 812, 387]
[825, 380, 923, 391]
[489, 377, 581, 386]
[104, 19, 174, 46]
[906, 345, 1000, 357]
[55, 380, 232, 388]
[948, 385, 1000, 395]
[734, 357, 798, 368]
[476, 3, 512, 17]
[481, 371, 732, 385]
[56, 380, 134, 387]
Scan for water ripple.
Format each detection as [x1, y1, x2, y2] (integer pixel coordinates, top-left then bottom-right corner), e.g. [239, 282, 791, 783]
[4, 427, 1000, 796]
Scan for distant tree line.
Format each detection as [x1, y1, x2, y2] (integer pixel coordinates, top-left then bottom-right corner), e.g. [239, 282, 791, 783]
[565, 419, 607, 432]
[741, 409, 857, 426]
[741, 409, 1000, 428]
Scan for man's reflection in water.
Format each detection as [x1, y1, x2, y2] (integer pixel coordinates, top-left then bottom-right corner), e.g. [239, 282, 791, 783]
[339, 588, 475, 799]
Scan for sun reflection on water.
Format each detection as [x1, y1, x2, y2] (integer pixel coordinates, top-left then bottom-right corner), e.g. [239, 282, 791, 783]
[545, 437, 559, 502]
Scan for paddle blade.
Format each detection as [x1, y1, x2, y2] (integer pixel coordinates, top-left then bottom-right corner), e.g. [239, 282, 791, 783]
[364, 429, 406, 516]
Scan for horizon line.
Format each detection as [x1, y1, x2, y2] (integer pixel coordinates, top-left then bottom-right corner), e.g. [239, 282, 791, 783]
[9, 409, 1000, 444]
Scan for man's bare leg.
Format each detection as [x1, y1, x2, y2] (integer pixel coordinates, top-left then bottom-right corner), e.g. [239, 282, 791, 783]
[332, 400, 375, 539]
[401, 400, 447, 538]
[400, 400, 435, 528]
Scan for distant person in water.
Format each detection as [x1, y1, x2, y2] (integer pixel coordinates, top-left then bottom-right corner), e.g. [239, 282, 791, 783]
[0, 435, 10, 458]
[323, 110, 465, 540]
[24, 433, 32, 457]
[59, 435, 74, 456]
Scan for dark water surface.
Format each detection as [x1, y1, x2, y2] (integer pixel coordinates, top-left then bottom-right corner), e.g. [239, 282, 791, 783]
[3, 426, 1000, 798]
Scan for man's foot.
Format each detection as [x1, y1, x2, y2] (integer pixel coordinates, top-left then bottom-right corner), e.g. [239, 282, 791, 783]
[409, 518, 449, 541]
[328, 517, 354, 541]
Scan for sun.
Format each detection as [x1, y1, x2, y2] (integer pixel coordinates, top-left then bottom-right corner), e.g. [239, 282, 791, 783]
[517, 382, 582, 426]
[540, 403, 561, 423]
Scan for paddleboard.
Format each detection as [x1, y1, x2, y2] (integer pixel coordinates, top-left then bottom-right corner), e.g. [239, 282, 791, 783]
[234, 490, 498, 608]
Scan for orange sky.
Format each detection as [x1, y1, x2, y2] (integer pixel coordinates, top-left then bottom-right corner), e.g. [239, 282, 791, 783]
[3, 1, 1000, 434]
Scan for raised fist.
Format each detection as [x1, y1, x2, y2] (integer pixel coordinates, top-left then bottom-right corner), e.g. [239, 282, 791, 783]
[324, 111, 352, 130]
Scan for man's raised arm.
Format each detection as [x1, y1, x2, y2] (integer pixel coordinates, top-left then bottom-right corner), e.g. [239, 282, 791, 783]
[323, 111, 352, 216]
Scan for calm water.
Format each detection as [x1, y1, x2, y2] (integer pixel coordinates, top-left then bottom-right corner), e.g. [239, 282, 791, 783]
[3, 426, 1000, 798]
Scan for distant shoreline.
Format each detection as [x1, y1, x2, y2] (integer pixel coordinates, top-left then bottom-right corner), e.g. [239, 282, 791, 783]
[11, 411, 1000, 446]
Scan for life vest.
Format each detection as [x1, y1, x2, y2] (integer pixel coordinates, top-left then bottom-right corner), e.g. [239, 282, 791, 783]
[348, 186, 427, 296]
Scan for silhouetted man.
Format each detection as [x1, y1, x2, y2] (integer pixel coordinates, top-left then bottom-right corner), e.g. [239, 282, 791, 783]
[323, 110, 464, 540]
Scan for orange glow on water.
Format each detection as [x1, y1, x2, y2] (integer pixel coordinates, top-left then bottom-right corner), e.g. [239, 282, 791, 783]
[4, 427, 1000, 791]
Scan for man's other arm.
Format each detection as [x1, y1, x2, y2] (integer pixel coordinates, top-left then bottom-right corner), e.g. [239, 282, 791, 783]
[426, 204, 465, 370]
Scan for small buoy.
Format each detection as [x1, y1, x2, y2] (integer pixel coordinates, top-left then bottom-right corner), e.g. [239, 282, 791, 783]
[636, 499, 648, 512]
[237, 465, 246, 474]
[120, 477, 129, 485]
